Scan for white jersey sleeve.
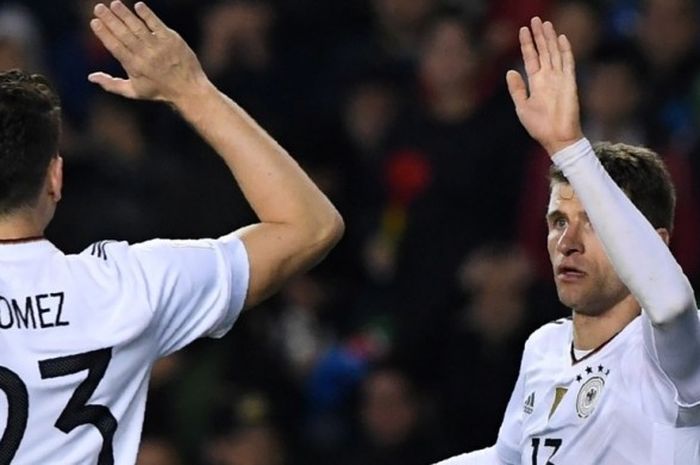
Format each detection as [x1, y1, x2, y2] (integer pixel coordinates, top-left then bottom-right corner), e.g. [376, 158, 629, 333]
[552, 139, 700, 407]
[127, 233, 249, 357]
[493, 353, 526, 464]
[0, 234, 249, 465]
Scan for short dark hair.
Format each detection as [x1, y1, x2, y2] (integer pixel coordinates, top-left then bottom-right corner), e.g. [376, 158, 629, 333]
[550, 142, 676, 232]
[0, 69, 61, 215]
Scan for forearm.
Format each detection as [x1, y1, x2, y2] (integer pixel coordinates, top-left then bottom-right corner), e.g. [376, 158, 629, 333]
[88, 2, 343, 310]
[171, 79, 341, 235]
[170, 79, 343, 307]
[552, 139, 696, 323]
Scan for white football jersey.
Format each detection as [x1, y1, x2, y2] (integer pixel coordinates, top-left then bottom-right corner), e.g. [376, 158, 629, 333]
[494, 314, 700, 465]
[0, 235, 249, 465]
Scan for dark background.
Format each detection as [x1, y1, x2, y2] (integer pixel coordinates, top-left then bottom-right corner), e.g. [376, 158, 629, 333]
[3, 0, 700, 463]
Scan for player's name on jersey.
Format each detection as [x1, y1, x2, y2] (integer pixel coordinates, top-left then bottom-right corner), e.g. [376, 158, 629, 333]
[0, 292, 69, 330]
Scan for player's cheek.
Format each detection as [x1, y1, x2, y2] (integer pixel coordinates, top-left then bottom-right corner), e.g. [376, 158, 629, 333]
[546, 231, 559, 260]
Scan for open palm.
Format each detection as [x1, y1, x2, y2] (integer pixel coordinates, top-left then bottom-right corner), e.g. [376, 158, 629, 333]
[88, 2, 207, 105]
[506, 17, 583, 156]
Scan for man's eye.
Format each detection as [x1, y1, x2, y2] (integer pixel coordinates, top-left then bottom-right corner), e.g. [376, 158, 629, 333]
[555, 218, 567, 229]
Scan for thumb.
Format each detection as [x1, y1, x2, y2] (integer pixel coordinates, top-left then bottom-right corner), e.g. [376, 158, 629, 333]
[88, 72, 136, 99]
[506, 70, 527, 108]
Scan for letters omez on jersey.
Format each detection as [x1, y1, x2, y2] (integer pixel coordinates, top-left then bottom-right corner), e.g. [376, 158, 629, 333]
[0, 293, 69, 330]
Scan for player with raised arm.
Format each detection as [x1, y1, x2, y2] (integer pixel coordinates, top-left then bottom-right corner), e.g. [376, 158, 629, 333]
[0, 2, 343, 464]
[435, 17, 700, 465]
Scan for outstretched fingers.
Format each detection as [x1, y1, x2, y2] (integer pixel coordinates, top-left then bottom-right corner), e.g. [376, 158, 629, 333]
[506, 70, 527, 108]
[111, 0, 155, 43]
[90, 17, 134, 68]
[134, 2, 168, 36]
[531, 17, 551, 70]
[93, 3, 140, 52]
[508, 17, 583, 154]
[543, 21, 562, 71]
[87, 72, 136, 99]
[559, 34, 575, 76]
[519, 26, 540, 76]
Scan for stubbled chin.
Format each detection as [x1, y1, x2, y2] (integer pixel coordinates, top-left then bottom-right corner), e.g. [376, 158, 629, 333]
[556, 286, 587, 310]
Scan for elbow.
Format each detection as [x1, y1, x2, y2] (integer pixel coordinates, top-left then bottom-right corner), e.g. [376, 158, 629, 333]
[309, 207, 345, 260]
[646, 286, 696, 325]
[291, 203, 344, 266]
[666, 293, 696, 323]
[318, 208, 345, 249]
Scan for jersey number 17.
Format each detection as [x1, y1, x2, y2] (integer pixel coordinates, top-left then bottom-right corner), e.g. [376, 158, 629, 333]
[531, 437, 563, 465]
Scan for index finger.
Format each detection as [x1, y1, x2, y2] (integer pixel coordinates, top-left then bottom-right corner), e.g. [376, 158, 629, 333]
[112, 1, 154, 41]
[519, 26, 540, 76]
[90, 18, 135, 69]
[134, 2, 168, 35]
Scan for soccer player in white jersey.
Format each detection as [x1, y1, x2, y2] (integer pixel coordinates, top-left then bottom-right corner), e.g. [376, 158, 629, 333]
[0, 2, 344, 464]
[435, 16, 700, 465]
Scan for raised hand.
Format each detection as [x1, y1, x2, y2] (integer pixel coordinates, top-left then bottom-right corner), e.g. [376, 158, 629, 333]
[506, 17, 583, 156]
[88, 1, 209, 105]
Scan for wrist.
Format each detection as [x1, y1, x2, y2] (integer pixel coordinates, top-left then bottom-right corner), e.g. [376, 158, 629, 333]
[169, 75, 218, 116]
[544, 134, 585, 157]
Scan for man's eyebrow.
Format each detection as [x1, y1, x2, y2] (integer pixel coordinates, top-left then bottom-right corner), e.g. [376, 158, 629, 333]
[546, 210, 565, 222]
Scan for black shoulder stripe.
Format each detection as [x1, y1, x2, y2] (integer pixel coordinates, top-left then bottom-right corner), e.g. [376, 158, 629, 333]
[90, 242, 102, 260]
[89, 240, 114, 261]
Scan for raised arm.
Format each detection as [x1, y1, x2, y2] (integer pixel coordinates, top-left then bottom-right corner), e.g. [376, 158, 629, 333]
[88, 1, 343, 310]
[507, 18, 700, 404]
[507, 17, 695, 323]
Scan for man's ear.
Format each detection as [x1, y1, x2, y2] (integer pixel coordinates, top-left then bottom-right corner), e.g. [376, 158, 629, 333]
[656, 228, 670, 246]
[48, 155, 63, 203]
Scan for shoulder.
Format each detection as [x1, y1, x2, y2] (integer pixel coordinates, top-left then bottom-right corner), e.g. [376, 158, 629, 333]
[75, 240, 126, 262]
[66, 235, 248, 294]
[61, 240, 129, 273]
[63, 239, 182, 289]
[60, 240, 142, 298]
[524, 317, 572, 356]
[72, 238, 219, 268]
[125, 237, 242, 273]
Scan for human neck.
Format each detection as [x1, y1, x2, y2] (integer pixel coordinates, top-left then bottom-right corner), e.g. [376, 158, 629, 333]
[572, 294, 641, 350]
[0, 211, 45, 241]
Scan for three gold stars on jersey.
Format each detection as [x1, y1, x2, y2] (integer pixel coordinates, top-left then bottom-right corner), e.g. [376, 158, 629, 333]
[524, 364, 612, 420]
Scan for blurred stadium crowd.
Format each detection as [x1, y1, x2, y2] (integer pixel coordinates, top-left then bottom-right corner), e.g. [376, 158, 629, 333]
[3, 0, 700, 463]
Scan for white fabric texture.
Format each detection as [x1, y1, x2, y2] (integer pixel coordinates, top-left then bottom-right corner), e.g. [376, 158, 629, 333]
[0, 235, 249, 464]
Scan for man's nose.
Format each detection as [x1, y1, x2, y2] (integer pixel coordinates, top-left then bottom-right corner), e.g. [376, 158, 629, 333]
[557, 223, 584, 256]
